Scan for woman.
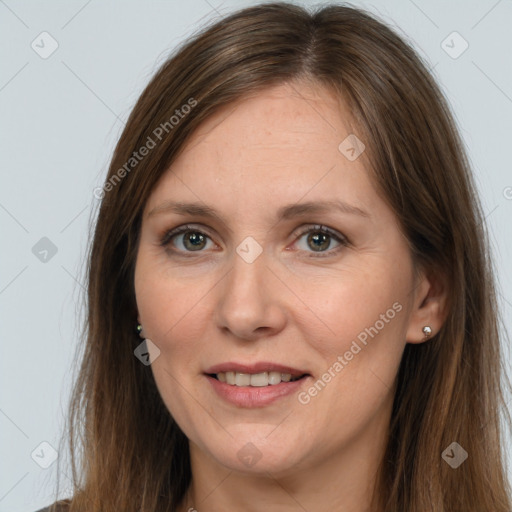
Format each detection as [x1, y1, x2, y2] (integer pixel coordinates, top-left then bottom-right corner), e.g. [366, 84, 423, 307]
[38, 2, 512, 511]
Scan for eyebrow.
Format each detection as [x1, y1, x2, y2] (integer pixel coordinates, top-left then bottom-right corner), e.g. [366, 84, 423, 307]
[147, 200, 370, 223]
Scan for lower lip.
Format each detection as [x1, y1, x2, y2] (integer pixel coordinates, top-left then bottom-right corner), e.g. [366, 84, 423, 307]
[206, 375, 309, 408]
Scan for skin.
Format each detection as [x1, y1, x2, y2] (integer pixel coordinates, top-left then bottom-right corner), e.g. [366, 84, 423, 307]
[134, 81, 447, 512]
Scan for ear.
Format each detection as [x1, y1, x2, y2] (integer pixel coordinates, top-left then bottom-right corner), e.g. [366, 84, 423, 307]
[405, 268, 449, 344]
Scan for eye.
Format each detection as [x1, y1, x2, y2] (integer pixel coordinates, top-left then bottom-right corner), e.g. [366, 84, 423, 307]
[160, 223, 348, 257]
[291, 224, 348, 257]
[160, 224, 215, 253]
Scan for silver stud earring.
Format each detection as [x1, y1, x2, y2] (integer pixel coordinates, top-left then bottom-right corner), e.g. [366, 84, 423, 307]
[136, 324, 144, 339]
[422, 325, 432, 339]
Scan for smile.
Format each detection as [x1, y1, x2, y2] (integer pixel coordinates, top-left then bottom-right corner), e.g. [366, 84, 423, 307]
[204, 362, 311, 407]
[212, 371, 304, 386]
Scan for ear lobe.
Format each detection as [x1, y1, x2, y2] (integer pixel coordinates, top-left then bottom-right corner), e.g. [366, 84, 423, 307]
[405, 269, 449, 344]
[136, 315, 144, 337]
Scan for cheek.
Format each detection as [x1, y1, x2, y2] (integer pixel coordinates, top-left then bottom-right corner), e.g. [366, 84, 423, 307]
[291, 263, 412, 428]
[134, 257, 217, 360]
[134, 259, 216, 429]
[289, 270, 409, 445]
[295, 265, 410, 357]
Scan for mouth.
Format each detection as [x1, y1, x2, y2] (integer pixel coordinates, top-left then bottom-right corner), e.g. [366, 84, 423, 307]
[208, 371, 307, 387]
[203, 362, 311, 407]
[204, 362, 310, 386]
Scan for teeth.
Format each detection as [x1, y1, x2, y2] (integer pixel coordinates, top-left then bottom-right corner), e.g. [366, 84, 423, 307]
[235, 373, 251, 386]
[215, 371, 301, 386]
[268, 371, 282, 385]
[250, 372, 269, 387]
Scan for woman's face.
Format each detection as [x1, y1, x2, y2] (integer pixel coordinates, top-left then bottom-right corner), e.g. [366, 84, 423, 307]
[134, 81, 431, 476]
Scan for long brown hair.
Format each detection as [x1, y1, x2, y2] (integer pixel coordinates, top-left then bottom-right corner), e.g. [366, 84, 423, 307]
[49, 3, 511, 511]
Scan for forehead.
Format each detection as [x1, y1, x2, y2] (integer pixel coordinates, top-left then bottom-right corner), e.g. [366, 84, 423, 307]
[183, 81, 355, 159]
[146, 81, 375, 215]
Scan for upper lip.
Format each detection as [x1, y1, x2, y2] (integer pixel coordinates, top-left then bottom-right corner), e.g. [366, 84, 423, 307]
[205, 362, 309, 377]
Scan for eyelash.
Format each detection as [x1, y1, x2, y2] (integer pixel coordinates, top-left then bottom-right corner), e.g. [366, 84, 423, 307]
[159, 224, 349, 258]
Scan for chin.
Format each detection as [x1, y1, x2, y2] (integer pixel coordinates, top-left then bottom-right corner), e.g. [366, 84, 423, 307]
[200, 426, 310, 475]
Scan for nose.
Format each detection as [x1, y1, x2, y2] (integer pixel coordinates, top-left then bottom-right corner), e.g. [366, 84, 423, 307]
[214, 250, 287, 342]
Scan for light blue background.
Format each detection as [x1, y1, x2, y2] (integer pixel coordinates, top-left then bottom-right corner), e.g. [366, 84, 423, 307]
[1, 1, 511, 511]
